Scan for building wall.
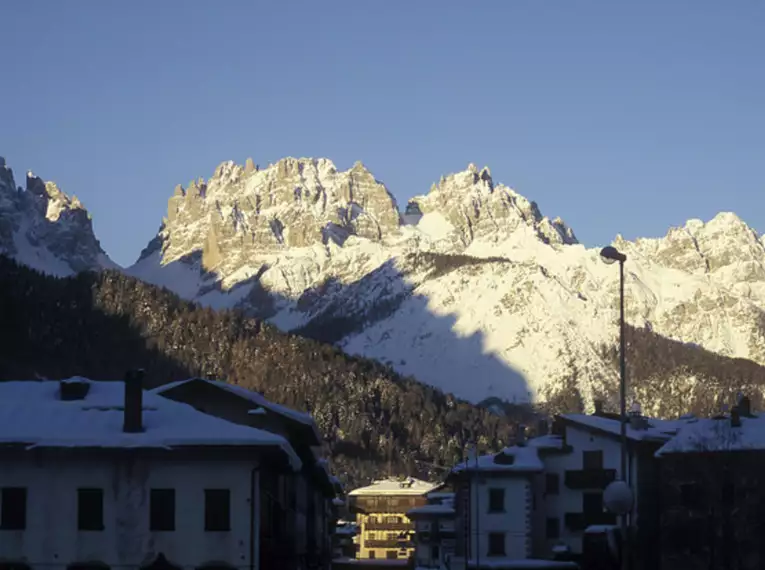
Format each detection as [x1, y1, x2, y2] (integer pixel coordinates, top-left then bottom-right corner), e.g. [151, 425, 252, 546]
[0, 453, 260, 570]
[356, 510, 414, 560]
[541, 425, 641, 556]
[658, 451, 765, 570]
[467, 476, 531, 561]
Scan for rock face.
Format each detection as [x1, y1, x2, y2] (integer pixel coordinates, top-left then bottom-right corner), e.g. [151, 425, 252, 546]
[129, 158, 765, 407]
[0, 157, 115, 275]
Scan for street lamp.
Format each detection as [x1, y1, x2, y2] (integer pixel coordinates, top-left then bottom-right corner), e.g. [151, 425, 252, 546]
[600, 245, 632, 570]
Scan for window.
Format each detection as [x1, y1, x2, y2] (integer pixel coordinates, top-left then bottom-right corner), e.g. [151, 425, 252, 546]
[488, 532, 505, 556]
[204, 489, 231, 531]
[546, 517, 560, 539]
[432, 545, 440, 560]
[583, 492, 603, 516]
[545, 473, 559, 495]
[1, 487, 27, 530]
[680, 483, 702, 508]
[386, 551, 398, 559]
[77, 488, 104, 531]
[368, 551, 376, 559]
[583, 450, 603, 470]
[150, 489, 175, 531]
[488, 488, 505, 513]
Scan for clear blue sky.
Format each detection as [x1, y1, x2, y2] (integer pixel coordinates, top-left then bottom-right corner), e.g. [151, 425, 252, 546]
[1, 1, 763, 266]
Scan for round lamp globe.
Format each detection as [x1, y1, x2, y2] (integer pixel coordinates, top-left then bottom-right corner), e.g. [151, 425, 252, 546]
[604, 480, 634, 515]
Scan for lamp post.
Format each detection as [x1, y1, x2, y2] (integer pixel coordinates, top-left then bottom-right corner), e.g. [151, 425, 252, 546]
[599, 245, 632, 570]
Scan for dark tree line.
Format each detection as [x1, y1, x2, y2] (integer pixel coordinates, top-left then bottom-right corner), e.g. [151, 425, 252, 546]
[0, 255, 520, 486]
[601, 324, 765, 417]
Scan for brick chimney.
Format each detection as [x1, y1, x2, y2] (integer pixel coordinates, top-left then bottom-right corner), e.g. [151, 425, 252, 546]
[123, 369, 145, 433]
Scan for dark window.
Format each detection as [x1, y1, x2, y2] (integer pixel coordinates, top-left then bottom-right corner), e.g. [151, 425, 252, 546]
[488, 488, 505, 513]
[368, 551, 376, 559]
[545, 474, 559, 495]
[1, 487, 27, 530]
[432, 545, 440, 560]
[150, 489, 175, 531]
[77, 488, 104, 531]
[386, 551, 397, 559]
[204, 489, 231, 531]
[488, 532, 505, 556]
[583, 450, 603, 470]
[583, 492, 603, 517]
[546, 517, 560, 539]
[680, 483, 702, 508]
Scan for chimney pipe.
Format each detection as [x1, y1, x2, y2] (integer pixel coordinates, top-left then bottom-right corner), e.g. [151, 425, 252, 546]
[738, 394, 752, 417]
[517, 424, 527, 446]
[123, 369, 145, 433]
[593, 400, 604, 416]
[731, 407, 741, 428]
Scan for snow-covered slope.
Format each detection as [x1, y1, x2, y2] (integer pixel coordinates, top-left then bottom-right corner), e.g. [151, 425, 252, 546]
[0, 157, 116, 275]
[128, 157, 765, 405]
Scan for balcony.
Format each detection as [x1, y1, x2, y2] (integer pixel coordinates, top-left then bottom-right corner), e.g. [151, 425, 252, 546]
[564, 511, 618, 532]
[365, 539, 414, 549]
[365, 521, 412, 531]
[564, 468, 617, 490]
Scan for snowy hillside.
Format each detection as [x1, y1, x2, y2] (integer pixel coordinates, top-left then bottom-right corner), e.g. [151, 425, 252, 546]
[0, 157, 116, 275]
[116, 157, 763, 405]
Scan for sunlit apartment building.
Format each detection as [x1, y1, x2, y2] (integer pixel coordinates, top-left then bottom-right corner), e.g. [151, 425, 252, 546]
[348, 477, 439, 561]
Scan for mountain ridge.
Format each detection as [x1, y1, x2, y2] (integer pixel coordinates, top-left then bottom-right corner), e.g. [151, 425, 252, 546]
[3, 154, 764, 408]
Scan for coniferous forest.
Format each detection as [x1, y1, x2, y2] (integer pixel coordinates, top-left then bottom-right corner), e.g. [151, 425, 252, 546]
[0, 255, 529, 485]
[2, 255, 765, 485]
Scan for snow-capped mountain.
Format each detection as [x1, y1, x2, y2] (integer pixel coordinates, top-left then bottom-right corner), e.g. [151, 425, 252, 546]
[0, 157, 115, 275]
[128, 157, 765, 407]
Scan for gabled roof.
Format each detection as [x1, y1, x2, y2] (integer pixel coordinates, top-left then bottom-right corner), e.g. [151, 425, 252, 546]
[657, 413, 765, 455]
[151, 378, 322, 444]
[451, 444, 544, 475]
[560, 413, 691, 443]
[349, 477, 438, 496]
[0, 378, 301, 469]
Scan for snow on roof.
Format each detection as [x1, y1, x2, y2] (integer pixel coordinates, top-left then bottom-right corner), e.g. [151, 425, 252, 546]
[152, 378, 322, 442]
[451, 444, 544, 474]
[348, 477, 438, 496]
[657, 414, 765, 455]
[0, 379, 301, 469]
[561, 413, 689, 442]
[527, 434, 566, 450]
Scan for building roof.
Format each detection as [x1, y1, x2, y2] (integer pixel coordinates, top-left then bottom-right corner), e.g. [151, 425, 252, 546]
[451, 444, 544, 475]
[0, 378, 301, 469]
[151, 378, 323, 443]
[560, 413, 690, 443]
[657, 413, 765, 455]
[348, 477, 438, 496]
[527, 434, 567, 450]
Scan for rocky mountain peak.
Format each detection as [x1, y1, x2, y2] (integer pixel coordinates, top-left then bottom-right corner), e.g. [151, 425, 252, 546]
[0, 158, 114, 275]
[411, 163, 577, 247]
[139, 157, 402, 272]
[624, 212, 764, 280]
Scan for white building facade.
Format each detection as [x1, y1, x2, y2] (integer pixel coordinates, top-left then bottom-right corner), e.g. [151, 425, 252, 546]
[0, 374, 334, 570]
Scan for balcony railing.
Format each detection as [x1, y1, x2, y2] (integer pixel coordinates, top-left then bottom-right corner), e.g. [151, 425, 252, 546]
[364, 521, 412, 531]
[564, 468, 617, 490]
[564, 511, 618, 532]
[365, 539, 414, 549]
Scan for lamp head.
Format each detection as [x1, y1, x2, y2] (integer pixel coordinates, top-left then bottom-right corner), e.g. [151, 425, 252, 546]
[600, 246, 627, 265]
